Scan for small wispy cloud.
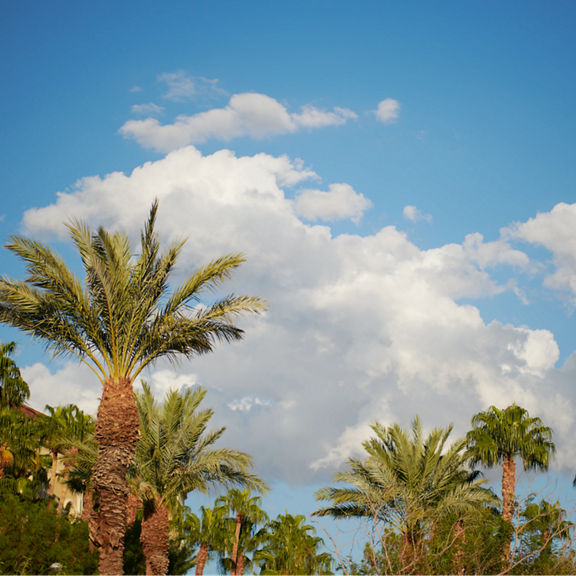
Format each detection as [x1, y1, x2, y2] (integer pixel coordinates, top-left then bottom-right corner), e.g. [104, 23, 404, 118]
[403, 205, 432, 223]
[375, 98, 400, 123]
[131, 102, 165, 116]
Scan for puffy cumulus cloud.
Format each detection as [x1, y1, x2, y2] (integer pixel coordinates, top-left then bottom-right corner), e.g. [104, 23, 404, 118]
[22, 362, 100, 416]
[375, 98, 400, 123]
[18, 148, 576, 484]
[294, 183, 372, 224]
[505, 202, 576, 301]
[403, 205, 432, 223]
[119, 93, 357, 152]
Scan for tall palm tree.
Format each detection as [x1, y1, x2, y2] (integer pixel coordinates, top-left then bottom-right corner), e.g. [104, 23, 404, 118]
[133, 383, 265, 576]
[255, 512, 333, 575]
[466, 404, 555, 564]
[316, 417, 495, 574]
[217, 489, 269, 575]
[0, 201, 265, 574]
[0, 341, 29, 408]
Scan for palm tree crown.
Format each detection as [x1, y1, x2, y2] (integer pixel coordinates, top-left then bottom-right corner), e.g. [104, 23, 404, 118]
[466, 404, 555, 471]
[0, 201, 265, 382]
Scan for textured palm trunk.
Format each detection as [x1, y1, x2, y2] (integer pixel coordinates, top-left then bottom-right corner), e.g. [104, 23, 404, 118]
[237, 552, 245, 576]
[501, 454, 516, 565]
[400, 530, 417, 574]
[141, 500, 170, 576]
[126, 492, 142, 527]
[231, 513, 243, 576]
[195, 543, 209, 576]
[92, 376, 140, 575]
[452, 519, 466, 575]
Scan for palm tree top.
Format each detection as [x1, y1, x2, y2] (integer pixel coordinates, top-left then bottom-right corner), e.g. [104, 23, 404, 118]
[0, 200, 266, 382]
[466, 404, 555, 470]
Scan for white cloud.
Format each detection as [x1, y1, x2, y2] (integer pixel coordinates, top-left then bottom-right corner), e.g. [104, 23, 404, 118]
[292, 106, 357, 128]
[294, 183, 372, 224]
[119, 93, 357, 152]
[18, 150, 576, 484]
[403, 205, 432, 223]
[505, 202, 576, 301]
[228, 396, 272, 412]
[131, 103, 165, 116]
[158, 71, 197, 101]
[22, 362, 100, 416]
[375, 98, 400, 123]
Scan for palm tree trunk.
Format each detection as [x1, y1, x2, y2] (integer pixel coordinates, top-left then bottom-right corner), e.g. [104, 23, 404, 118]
[92, 377, 140, 576]
[453, 518, 466, 575]
[501, 454, 516, 564]
[231, 513, 243, 575]
[195, 543, 209, 576]
[141, 500, 171, 576]
[237, 552, 245, 576]
[48, 449, 58, 497]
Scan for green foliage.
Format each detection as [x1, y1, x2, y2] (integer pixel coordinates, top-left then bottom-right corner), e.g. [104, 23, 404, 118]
[466, 404, 555, 471]
[255, 512, 334, 575]
[133, 383, 265, 510]
[0, 489, 97, 575]
[0, 341, 29, 408]
[0, 200, 266, 383]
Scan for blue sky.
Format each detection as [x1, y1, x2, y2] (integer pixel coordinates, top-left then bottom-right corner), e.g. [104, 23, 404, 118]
[2, 0, 576, 563]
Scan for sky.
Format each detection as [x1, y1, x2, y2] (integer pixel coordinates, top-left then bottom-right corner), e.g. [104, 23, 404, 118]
[2, 0, 576, 559]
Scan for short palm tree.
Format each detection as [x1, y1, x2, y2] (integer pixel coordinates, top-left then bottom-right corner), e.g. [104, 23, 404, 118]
[0, 201, 265, 574]
[44, 403, 94, 499]
[0, 341, 29, 408]
[519, 496, 572, 567]
[133, 383, 265, 576]
[217, 489, 269, 575]
[187, 505, 228, 576]
[255, 512, 333, 575]
[466, 404, 555, 564]
[316, 417, 495, 574]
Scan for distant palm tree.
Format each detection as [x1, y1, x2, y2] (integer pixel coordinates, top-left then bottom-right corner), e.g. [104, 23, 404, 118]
[133, 383, 265, 576]
[255, 512, 333, 575]
[217, 489, 269, 575]
[466, 404, 555, 564]
[0, 341, 29, 408]
[0, 201, 265, 574]
[316, 417, 495, 573]
[187, 505, 228, 576]
[44, 404, 94, 499]
[519, 496, 572, 566]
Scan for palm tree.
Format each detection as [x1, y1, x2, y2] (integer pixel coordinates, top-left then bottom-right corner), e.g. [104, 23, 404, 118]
[133, 383, 265, 576]
[519, 496, 572, 569]
[187, 505, 228, 576]
[466, 404, 555, 564]
[316, 417, 495, 574]
[255, 512, 333, 575]
[217, 489, 269, 575]
[0, 201, 265, 574]
[0, 341, 29, 408]
[44, 403, 94, 499]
